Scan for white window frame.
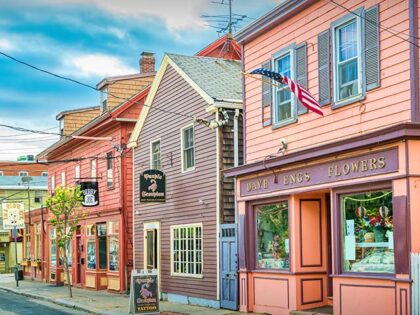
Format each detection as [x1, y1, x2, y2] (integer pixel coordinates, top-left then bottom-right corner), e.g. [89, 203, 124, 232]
[41, 171, 48, 177]
[170, 223, 203, 278]
[150, 139, 161, 170]
[106, 152, 113, 188]
[90, 159, 97, 178]
[61, 171, 65, 186]
[332, 10, 364, 108]
[180, 124, 195, 173]
[0, 171, 3, 176]
[51, 175, 55, 192]
[75, 165, 80, 180]
[19, 171, 28, 177]
[34, 190, 43, 203]
[272, 45, 297, 128]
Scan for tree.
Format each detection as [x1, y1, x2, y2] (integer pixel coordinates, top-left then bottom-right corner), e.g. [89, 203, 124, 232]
[45, 185, 83, 298]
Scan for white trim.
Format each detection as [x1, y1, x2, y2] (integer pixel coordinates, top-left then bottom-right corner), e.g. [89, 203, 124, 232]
[143, 221, 161, 293]
[272, 47, 296, 127]
[180, 123, 196, 173]
[170, 223, 203, 279]
[149, 138, 161, 170]
[215, 111, 220, 300]
[332, 12, 363, 106]
[61, 171, 65, 186]
[132, 148, 136, 270]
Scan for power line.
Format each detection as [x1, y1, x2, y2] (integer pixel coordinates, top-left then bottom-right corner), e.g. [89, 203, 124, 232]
[0, 126, 57, 138]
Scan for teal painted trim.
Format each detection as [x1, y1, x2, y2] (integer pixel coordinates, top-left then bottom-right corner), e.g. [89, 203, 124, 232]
[162, 292, 221, 309]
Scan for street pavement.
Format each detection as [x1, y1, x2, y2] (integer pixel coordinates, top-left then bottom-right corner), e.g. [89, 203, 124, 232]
[0, 289, 87, 315]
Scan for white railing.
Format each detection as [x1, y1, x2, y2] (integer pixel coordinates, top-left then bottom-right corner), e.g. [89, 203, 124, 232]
[412, 253, 420, 315]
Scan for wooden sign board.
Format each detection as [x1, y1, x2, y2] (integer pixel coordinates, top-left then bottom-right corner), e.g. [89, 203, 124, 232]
[129, 270, 159, 314]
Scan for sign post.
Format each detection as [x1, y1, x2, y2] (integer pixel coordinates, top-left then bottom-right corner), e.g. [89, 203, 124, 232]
[1, 202, 25, 287]
[129, 270, 159, 314]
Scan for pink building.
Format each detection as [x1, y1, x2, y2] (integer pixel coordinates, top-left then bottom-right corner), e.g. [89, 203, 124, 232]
[225, 1, 420, 314]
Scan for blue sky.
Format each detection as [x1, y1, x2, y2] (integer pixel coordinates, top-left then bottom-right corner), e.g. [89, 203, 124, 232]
[0, 0, 277, 161]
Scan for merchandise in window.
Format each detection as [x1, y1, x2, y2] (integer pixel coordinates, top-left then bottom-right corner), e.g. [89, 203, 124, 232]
[341, 190, 394, 274]
[274, 53, 293, 124]
[108, 236, 119, 271]
[50, 229, 57, 267]
[86, 240, 96, 270]
[172, 225, 202, 276]
[97, 223, 107, 269]
[256, 201, 289, 270]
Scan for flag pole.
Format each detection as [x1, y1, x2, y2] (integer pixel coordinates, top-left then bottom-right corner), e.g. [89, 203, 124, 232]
[241, 71, 282, 88]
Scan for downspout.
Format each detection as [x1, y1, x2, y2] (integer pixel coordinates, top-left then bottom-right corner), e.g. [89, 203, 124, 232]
[233, 109, 240, 167]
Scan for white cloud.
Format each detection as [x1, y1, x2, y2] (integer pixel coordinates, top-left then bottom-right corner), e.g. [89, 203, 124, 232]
[0, 38, 19, 52]
[43, 0, 209, 31]
[62, 53, 138, 78]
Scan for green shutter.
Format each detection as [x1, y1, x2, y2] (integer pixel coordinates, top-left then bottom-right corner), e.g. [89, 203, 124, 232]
[296, 43, 308, 115]
[261, 60, 272, 126]
[364, 5, 380, 91]
[318, 30, 331, 106]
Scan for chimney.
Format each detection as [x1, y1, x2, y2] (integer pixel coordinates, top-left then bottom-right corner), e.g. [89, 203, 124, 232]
[139, 51, 155, 73]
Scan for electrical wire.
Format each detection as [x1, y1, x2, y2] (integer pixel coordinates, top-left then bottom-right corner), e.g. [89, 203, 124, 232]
[0, 126, 57, 138]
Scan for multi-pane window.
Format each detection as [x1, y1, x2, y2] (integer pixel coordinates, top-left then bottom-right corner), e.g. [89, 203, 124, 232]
[34, 191, 43, 203]
[171, 224, 202, 277]
[90, 159, 97, 178]
[41, 171, 48, 177]
[334, 18, 362, 102]
[19, 171, 28, 177]
[256, 201, 289, 270]
[274, 52, 295, 125]
[342, 190, 394, 274]
[150, 140, 161, 170]
[106, 153, 113, 188]
[181, 125, 195, 172]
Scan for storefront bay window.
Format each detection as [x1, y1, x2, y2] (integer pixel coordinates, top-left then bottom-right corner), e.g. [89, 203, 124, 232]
[86, 225, 96, 270]
[341, 190, 394, 274]
[108, 221, 119, 272]
[256, 201, 289, 270]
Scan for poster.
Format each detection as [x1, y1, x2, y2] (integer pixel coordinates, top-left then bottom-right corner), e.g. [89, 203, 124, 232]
[1, 202, 25, 229]
[129, 270, 159, 314]
[140, 170, 166, 203]
[79, 182, 99, 207]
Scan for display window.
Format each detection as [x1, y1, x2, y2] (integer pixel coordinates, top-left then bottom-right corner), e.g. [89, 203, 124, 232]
[256, 201, 289, 270]
[341, 190, 394, 274]
[107, 221, 119, 272]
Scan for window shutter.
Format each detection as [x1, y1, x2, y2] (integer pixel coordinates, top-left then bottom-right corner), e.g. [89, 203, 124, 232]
[364, 5, 380, 91]
[261, 60, 272, 126]
[296, 43, 308, 115]
[392, 195, 409, 274]
[318, 30, 331, 106]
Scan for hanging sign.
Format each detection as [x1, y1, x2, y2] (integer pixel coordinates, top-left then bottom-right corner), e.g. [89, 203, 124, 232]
[1, 202, 25, 229]
[129, 270, 159, 314]
[79, 182, 99, 207]
[140, 170, 166, 203]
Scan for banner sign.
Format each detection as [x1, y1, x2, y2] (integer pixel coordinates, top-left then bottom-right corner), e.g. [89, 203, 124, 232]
[1, 202, 25, 229]
[129, 270, 159, 314]
[79, 182, 99, 207]
[140, 170, 166, 203]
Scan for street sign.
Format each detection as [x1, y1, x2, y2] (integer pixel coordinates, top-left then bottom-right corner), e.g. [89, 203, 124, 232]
[1, 202, 25, 229]
[129, 270, 159, 314]
[140, 170, 166, 203]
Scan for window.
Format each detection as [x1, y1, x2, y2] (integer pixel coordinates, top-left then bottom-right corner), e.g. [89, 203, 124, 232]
[333, 15, 362, 105]
[90, 159, 97, 178]
[0, 171, 3, 176]
[34, 191, 43, 203]
[108, 221, 119, 272]
[61, 171, 65, 186]
[171, 224, 202, 277]
[50, 229, 57, 267]
[24, 224, 31, 260]
[35, 224, 41, 260]
[97, 223, 107, 270]
[341, 190, 394, 274]
[41, 171, 48, 177]
[51, 175, 55, 193]
[19, 171, 28, 177]
[150, 140, 161, 170]
[59, 119, 64, 137]
[75, 165, 80, 181]
[86, 225, 96, 270]
[106, 153, 113, 188]
[101, 87, 108, 112]
[256, 201, 289, 270]
[181, 125, 195, 172]
[273, 51, 295, 126]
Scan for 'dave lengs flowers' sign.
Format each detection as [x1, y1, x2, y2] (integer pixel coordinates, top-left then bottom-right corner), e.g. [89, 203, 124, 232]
[140, 170, 166, 203]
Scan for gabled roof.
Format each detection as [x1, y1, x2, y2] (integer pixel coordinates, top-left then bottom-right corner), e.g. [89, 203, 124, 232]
[195, 34, 241, 60]
[56, 106, 100, 120]
[96, 72, 155, 90]
[128, 53, 242, 148]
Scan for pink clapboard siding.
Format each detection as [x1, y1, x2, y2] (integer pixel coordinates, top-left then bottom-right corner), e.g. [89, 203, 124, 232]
[243, 0, 412, 164]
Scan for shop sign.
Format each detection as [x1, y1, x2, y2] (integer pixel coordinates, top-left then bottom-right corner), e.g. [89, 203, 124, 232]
[1, 202, 25, 229]
[140, 170, 165, 203]
[129, 270, 159, 314]
[240, 148, 398, 196]
[79, 182, 99, 207]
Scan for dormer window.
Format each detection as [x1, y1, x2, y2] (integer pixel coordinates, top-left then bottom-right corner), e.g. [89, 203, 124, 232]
[101, 87, 108, 112]
[59, 119, 64, 137]
[19, 171, 28, 177]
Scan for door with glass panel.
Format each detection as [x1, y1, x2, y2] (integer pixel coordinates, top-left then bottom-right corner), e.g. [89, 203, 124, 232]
[146, 229, 158, 270]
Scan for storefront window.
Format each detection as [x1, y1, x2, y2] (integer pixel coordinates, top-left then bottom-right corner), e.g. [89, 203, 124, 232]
[66, 239, 72, 267]
[50, 229, 57, 267]
[87, 239, 96, 270]
[108, 221, 119, 272]
[97, 223, 107, 270]
[341, 190, 394, 274]
[256, 201, 289, 270]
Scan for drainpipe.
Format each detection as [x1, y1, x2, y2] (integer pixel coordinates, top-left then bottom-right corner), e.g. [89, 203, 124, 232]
[233, 109, 240, 167]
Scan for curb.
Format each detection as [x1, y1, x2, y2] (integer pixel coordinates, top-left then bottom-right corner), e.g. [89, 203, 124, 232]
[0, 285, 110, 315]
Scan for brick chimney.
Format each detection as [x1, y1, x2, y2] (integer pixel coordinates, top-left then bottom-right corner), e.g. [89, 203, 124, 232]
[139, 51, 155, 73]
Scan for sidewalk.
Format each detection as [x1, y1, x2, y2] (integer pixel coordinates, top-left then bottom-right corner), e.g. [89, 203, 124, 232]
[0, 274, 243, 315]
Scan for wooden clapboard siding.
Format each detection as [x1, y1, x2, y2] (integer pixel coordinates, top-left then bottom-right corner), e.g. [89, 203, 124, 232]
[133, 64, 218, 300]
[107, 77, 154, 110]
[243, 0, 412, 163]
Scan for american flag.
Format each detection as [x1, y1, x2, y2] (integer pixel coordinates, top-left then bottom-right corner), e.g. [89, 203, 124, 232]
[250, 68, 323, 116]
